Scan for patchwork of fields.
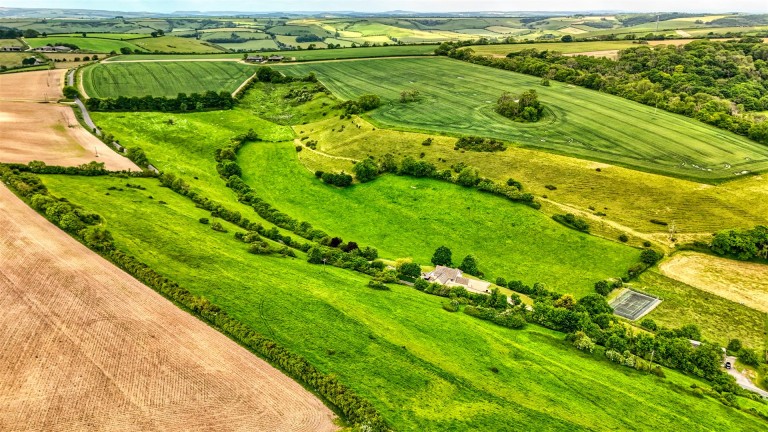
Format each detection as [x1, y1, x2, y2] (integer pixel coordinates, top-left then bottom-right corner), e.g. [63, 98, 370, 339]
[2, 10, 768, 429]
[281, 57, 768, 181]
[38, 174, 768, 431]
[81, 61, 255, 98]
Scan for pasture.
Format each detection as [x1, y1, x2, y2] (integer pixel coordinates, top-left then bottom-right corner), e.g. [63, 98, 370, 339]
[81, 61, 255, 98]
[0, 52, 32, 68]
[468, 40, 641, 56]
[280, 57, 768, 181]
[240, 141, 640, 295]
[129, 36, 224, 53]
[0, 184, 337, 432]
[295, 114, 768, 234]
[24, 36, 142, 52]
[89, 107, 639, 294]
[39, 173, 768, 431]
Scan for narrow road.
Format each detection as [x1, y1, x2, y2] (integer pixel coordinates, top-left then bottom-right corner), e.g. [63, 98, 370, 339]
[66, 69, 74, 86]
[74, 97, 101, 137]
[725, 356, 768, 398]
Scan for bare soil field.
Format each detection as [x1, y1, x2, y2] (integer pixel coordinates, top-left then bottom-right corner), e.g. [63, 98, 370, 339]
[0, 101, 138, 171]
[0, 184, 338, 432]
[0, 69, 65, 102]
[660, 252, 768, 313]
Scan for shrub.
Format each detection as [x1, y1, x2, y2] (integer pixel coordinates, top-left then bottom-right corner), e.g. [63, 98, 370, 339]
[352, 158, 379, 183]
[572, 331, 595, 353]
[422, 138, 433, 146]
[211, 221, 227, 232]
[320, 172, 353, 187]
[618, 234, 629, 242]
[442, 301, 459, 312]
[640, 318, 658, 331]
[594, 280, 612, 296]
[199, 217, 210, 224]
[727, 339, 742, 353]
[640, 249, 662, 265]
[367, 280, 390, 290]
[739, 348, 761, 367]
[552, 213, 589, 232]
[454, 136, 506, 152]
[495, 277, 507, 287]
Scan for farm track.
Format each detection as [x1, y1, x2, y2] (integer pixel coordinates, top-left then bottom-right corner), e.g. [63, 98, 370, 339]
[0, 184, 338, 432]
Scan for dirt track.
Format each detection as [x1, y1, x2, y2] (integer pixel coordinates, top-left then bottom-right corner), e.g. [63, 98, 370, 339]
[0, 184, 338, 431]
[659, 252, 768, 313]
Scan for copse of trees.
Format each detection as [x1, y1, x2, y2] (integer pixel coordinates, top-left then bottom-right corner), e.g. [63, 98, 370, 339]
[86, 91, 234, 112]
[339, 94, 381, 115]
[454, 136, 507, 152]
[495, 89, 545, 122]
[710, 225, 767, 260]
[552, 213, 590, 232]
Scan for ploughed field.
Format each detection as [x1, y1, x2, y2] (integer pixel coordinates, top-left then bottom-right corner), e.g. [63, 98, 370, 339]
[279, 57, 768, 181]
[81, 61, 255, 98]
[0, 184, 337, 432]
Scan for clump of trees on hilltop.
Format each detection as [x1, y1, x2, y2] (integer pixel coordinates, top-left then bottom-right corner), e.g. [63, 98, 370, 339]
[495, 89, 545, 122]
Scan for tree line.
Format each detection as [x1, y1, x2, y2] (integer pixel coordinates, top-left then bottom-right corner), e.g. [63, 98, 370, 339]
[85, 91, 235, 112]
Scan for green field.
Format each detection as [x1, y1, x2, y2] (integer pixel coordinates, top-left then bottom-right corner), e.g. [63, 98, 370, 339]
[24, 36, 142, 52]
[239, 141, 640, 295]
[0, 52, 32, 68]
[468, 40, 644, 56]
[54, 32, 149, 40]
[129, 36, 224, 53]
[279, 57, 768, 181]
[82, 61, 255, 98]
[40, 173, 768, 431]
[90, 103, 639, 295]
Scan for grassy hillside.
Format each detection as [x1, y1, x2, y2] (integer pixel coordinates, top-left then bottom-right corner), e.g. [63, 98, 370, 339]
[40, 173, 768, 431]
[128, 35, 224, 53]
[293, 114, 768, 234]
[468, 40, 641, 56]
[90, 106, 639, 295]
[239, 141, 640, 295]
[279, 57, 768, 182]
[24, 36, 142, 52]
[82, 61, 255, 98]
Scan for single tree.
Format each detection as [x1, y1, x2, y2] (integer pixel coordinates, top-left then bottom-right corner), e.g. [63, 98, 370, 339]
[431, 246, 453, 266]
[459, 254, 480, 276]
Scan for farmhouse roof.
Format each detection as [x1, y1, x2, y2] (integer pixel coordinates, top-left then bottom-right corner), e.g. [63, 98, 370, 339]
[425, 265, 461, 285]
[424, 265, 492, 294]
[246, 55, 264, 61]
[268, 55, 284, 61]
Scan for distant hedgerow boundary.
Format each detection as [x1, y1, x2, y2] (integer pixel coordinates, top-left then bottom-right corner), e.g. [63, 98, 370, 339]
[0, 164, 389, 432]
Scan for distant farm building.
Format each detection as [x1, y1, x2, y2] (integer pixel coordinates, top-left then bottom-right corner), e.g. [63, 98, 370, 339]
[1, 46, 22, 52]
[245, 55, 264, 63]
[33, 46, 73, 53]
[423, 265, 491, 294]
[267, 55, 285, 62]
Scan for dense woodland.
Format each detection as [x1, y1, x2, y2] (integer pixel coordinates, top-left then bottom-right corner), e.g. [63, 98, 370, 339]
[440, 39, 768, 144]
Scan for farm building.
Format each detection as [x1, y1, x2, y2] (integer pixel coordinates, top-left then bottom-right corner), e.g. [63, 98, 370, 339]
[267, 55, 285, 62]
[33, 46, 73, 53]
[245, 55, 264, 63]
[423, 265, 491, 294]
[1, 46, 23, 52]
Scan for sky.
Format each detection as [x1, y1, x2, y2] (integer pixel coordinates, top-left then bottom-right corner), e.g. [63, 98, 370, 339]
[2, 0, 767, 14]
